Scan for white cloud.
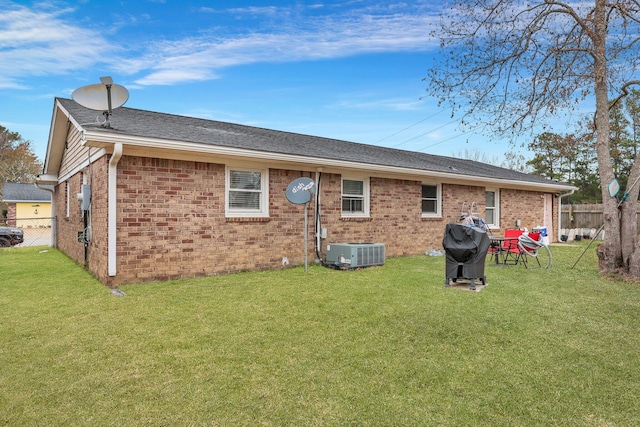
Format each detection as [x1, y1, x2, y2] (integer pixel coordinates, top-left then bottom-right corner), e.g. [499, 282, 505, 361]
[134, 68, 219, 86]
[226, 6, 280, 15]
[0, 75, 26, 90]
[132, 13, 439, 86]
[333, 97, 424, 111]
[0, 2, 440, 89]
[0, 4, 115, 88]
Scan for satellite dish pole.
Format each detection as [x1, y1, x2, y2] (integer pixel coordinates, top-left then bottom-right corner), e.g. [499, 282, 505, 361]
[285, 177, 316, 273]
[100, 76, 114, 128]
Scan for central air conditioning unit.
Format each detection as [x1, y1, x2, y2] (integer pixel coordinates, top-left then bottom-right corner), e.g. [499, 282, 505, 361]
[326, 242, 386, 268]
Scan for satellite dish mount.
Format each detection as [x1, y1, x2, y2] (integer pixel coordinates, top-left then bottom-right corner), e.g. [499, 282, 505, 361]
[100, 76, 114, 128]
[285, 177, 316, 272]
[72, 76, 129, 129]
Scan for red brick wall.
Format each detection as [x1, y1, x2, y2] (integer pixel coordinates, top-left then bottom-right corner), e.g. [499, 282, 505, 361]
[499, 188, 546, 232]
[55, 172, 86, 264]
[317, 175, 426, 255]
[53, 157, 109, 282]
[88, 157, 110, 284]
[53, 154, 553, 285]
[6, 204, 16, 226]
[109, 158, 323, 285]
[314, 177, 486, 255]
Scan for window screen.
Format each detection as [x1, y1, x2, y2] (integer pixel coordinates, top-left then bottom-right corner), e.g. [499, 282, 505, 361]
[422, 184, 438, 214]
[229, 170, 262, 210]
[342, 179, 364, 213]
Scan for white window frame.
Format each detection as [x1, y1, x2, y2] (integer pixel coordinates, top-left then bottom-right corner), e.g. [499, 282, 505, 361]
[65, 181, 70, 218]
[341, 176, 370, 218]
[421, 183, 442, 218]
[485, 188, 500, 228]
[225, 166, 269, 218]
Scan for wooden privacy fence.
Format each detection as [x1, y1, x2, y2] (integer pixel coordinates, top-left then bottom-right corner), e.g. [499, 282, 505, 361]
[561, 204, 640, 229]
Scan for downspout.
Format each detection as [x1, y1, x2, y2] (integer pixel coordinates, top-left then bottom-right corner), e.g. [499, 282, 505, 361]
[314, 169, 324, 264]
[558, 189, 575, 243]
[34, 182, 56, 248]
[108, 143, 123, 277]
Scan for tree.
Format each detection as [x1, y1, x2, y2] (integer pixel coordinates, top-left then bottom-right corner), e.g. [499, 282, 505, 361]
[572, 133, 600, 203]
[527, 131, 600, 202]
[527, 132, 568, 181]
[0, 125, 42, 185]
[501, 150, 531, 173]
[452, 147, 532, 172]
[452, 147, 502, 165]
[625, 89, 640, 166]
[609, 101, 633, 188]
[426, 0, 640, 277]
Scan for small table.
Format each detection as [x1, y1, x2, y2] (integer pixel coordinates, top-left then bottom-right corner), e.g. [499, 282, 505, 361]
[488, 236, 519, 265]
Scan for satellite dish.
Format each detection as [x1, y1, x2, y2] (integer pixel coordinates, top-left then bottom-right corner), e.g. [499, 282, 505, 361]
[286, 177, 316, 204]
[71, 76, 129, 128]
[608, 178, 620, 198]
[72, 83, 129, 111]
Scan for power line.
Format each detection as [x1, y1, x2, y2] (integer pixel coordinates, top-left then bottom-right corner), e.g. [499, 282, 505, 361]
[374, 107, 483, 153]
[415, 126, 482, 152]
[391, 119, 459, 148]
[375, 108, 448, 144]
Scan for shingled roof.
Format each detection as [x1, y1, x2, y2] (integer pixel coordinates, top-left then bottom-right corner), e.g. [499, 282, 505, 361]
[1, 182, 52, 202]
[56, 98, 571, 188]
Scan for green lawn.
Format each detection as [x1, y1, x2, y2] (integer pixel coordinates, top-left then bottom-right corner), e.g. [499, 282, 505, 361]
[1, 243, 639, 426]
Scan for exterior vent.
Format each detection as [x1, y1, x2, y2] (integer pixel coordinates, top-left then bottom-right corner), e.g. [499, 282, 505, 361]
[326, 242, 386, 268]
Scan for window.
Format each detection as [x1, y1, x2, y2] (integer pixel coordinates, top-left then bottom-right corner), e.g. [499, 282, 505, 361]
[342, 177, 369, 217]
[485, 189, 499, 228]
[65, 181, 70, 218]
[226, 167, 269, 217]
[422, 184, 441, 217]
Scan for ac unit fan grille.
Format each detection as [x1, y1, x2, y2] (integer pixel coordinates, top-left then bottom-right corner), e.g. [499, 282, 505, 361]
[357, 246, 384, 266]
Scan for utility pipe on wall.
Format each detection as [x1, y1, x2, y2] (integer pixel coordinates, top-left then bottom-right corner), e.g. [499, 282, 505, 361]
[108, 143, 122, 277]
[315, 169, 323, 262]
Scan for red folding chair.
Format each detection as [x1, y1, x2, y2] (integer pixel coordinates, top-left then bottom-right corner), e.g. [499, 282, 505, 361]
[502, 229, 525, 265]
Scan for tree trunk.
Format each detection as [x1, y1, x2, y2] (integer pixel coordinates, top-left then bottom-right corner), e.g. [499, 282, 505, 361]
[598, 164, 640, 277]
[628, 239, 640, 277]
[597, 208, 622, 272]
[593, 0, 624, 274]
[618, 162, 640, 274]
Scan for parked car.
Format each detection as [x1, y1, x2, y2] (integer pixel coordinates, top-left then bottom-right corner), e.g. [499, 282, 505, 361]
[0, 226, 24, 247]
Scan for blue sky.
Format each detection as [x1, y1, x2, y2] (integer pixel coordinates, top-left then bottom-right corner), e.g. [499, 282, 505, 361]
[1, 0, 516, 163]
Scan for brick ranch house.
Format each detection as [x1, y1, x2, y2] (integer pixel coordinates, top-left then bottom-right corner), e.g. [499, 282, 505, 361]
[37, 98, 576, 286]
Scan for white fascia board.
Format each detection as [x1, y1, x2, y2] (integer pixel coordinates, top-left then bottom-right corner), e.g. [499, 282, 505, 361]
[82, 131, 577, 193]
[4, 199, 51, 203]
[43, 103, 68, 175]
[43, 105, 60, 173]
[36, 174, 60, 185]
[43, 100, 90, 176]
[58, 101, 85, 130]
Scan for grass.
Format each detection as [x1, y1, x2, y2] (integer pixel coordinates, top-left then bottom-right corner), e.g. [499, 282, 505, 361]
[1, 243, 639, 426]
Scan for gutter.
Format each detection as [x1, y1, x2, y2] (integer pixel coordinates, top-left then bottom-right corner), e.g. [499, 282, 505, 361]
[34, 182, 57, 248]
[558, 189, 576, 242]
[108, 143, 123, 277]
